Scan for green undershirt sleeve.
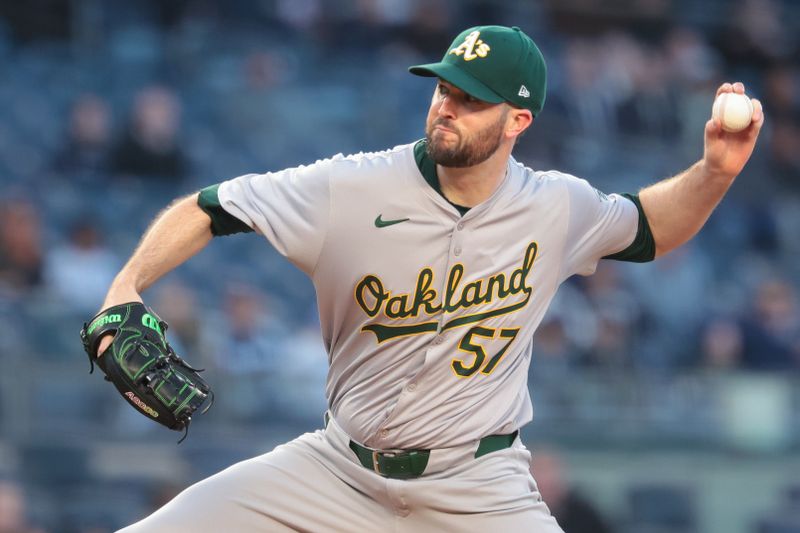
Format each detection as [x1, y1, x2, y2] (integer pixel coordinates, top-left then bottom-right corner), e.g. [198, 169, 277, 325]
[603, 193, 656, 263]
[197, 184, 254, 236]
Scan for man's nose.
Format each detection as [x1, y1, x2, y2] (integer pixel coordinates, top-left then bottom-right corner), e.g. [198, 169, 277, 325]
[437, 96, 457, 119]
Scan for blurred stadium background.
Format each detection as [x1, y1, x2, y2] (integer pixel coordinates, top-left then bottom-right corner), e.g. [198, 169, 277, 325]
[0, 0, 799, 531]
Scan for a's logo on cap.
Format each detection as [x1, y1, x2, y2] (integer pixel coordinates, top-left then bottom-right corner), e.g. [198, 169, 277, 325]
[449, 30, 490, 61]
[518, 85, 530, 98]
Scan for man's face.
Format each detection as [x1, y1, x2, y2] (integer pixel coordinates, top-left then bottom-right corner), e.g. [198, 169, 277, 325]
[425, 80, 509, 168]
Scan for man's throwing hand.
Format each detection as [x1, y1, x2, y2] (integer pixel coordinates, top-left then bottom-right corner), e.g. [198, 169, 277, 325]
[703, 82, 764, 180]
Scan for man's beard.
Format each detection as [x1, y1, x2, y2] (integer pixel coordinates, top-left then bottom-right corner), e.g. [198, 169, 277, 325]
[425, 111, 507, 168]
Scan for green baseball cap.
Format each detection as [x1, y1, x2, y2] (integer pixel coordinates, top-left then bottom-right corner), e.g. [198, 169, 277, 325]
[409, 25, 547, 115]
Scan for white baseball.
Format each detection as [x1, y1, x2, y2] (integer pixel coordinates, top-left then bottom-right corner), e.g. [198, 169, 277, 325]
[712, 92, 753, 133]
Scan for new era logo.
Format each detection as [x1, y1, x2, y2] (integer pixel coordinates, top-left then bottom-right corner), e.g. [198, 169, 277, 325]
[518, 85, 530, 98]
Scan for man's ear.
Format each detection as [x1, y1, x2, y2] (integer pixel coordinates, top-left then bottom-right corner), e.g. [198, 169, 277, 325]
[507, 108, 533, 139]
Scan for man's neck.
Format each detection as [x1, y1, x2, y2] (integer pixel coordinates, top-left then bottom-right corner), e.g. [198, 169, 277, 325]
[437, 145, 512, 208]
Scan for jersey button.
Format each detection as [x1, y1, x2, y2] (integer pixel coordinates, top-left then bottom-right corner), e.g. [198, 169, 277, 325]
[407, 383, 417, 392]
[454, 246, 462, 256]
[380, 429, 389, 438]
[457, 222, 464, 231]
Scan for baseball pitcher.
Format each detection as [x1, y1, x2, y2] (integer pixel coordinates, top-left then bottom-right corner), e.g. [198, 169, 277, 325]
[82, 25, 763, 532]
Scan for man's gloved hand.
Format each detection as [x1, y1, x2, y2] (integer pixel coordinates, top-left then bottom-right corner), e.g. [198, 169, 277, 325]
[81, 302, 213, 441]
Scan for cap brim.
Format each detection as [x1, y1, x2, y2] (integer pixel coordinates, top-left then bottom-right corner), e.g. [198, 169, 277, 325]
[408, 62, 505, 104]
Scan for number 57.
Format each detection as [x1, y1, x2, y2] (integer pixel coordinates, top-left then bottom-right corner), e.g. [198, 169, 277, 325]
[451, 326, 519, 378]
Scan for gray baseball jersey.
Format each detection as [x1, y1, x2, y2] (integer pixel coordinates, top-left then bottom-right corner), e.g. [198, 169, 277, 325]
[214, 140, 638, 449]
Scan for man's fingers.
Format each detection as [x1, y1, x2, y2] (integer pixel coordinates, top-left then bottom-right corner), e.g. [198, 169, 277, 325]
[751, 98, 764, 125]
[97, 334, 114, 358]
[715, 82, 746, 96]
[743, 98, 765, 139]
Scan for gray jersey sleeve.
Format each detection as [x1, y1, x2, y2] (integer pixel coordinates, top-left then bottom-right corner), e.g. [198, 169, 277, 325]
[559, 173, 638, 279]
[217, 158, 333, 274]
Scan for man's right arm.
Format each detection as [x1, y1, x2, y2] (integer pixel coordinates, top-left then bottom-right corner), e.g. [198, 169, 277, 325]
[96, 192, 213, 355]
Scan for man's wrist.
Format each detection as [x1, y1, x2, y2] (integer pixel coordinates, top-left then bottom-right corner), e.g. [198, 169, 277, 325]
[698, 159, 736, 185]
[102, 274, 143, 310]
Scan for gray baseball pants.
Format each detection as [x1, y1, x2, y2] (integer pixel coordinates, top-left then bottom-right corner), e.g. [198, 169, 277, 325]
[119, 415, 563, 532]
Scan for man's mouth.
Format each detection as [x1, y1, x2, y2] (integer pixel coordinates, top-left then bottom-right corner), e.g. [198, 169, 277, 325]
[433, 124, 456, 135]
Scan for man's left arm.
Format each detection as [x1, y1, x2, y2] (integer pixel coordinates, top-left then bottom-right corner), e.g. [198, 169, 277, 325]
[639, 82, 764, 258]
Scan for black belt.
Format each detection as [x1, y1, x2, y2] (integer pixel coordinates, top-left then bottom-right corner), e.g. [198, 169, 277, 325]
[348, 431, 518, 479]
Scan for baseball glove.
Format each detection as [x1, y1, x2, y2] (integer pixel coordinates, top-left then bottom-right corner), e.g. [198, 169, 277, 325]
[80, 302, 213, 441]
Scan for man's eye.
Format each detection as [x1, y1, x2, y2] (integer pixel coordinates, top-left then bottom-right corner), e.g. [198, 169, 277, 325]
[438, 84, 448, 95]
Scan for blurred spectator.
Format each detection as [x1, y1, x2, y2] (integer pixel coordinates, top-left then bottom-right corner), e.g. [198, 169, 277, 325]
[767, 117, 800, 190]
[209, 284, 288, 420]
[715, 0, 795, 70]
[616, 45, 680, 140]
[762, 64, 799, 117]
[0, 480, 44, 533]
[399, 0, 453, 57]
[544, 0, 671, 38]
[272, 324, 329, 420]
[52, 94, 112, 178]
[110, 86, 188, 181]
[699, 317, 744, 369]
[531, 451, 612, 533]
[213, 284, 286, 375]
[762, 64, 800, 190]
[221, 50, 291, 156]
[531, 317, 582, 379]
[275, 0, 323, 34]
[665, 27, 723, 160]
[533, 280, 596, 376]
[666, 27, 721, 88]
[627, 244, 713, 369]
[587, 313, 633, 369]
[44, 217, 121, 313]
[553, 38, 620, 138]
[740, 278, 800, 370]
[543, 280, 597, 353]
[0, 197, 44, 296]
[581, 262, 643, 368]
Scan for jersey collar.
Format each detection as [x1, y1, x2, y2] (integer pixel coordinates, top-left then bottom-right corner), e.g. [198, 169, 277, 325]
[413, 139, 513, 217]
[413, 139, 471, 215]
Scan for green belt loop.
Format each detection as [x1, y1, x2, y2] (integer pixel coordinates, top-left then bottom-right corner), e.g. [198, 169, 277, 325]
[474, 430, 518, 459]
